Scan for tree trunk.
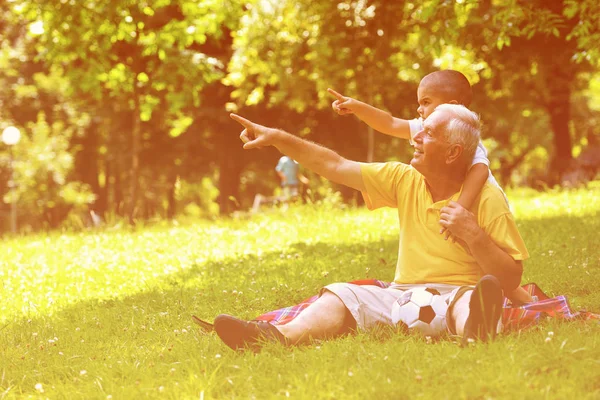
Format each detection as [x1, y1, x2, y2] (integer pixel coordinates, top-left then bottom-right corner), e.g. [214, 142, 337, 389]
[73, 117, 106, 214]
[216, 108, 245, 215]
[367, 125, 374, 162]
[217, 150, 243, 215]
[536, 27, 577, 185]
[113, 158, 123, 215]
[103, 157, 111, 215]
[167, 172, 177, 219]
[206, 83, 244, 216]
[366, 90, 375, 162]
[546, 83, 573, 183]
[127, 94, 141, 223]
[97, 155, 108, 216]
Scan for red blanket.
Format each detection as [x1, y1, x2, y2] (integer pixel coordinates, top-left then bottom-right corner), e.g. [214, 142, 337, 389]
[254, 280, 600, 331]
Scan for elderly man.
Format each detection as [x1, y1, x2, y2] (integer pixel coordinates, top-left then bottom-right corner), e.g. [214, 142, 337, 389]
[215, 104, 529, 349]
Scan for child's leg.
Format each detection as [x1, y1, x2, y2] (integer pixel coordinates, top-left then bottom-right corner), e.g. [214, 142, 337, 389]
[506, 286, 533, 305]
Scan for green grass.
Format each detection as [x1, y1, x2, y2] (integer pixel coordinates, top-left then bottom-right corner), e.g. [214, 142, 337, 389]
[1, 187, 599, 399]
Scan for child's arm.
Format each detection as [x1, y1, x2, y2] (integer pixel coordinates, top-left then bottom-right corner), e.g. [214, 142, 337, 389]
[456, 163, 489, 210]
[457, 143, 496, 210]
[450, 151, 532, 305]
[506, 286, 534, 305]
[441, 163, 488, 241]
[327, 88, 411, 140]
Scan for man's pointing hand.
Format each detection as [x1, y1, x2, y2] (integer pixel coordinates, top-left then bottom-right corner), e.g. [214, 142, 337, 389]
[230, 113, 277, 150]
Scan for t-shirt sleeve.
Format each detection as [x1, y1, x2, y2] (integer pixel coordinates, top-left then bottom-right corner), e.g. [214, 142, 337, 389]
[472, 142, 490, 167]
[483, 212, 529, 261]
[360, 162, 412, 210]
[408, 118, 423, 146]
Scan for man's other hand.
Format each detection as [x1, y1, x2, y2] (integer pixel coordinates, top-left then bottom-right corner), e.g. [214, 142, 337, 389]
[439, 201, 482, 246]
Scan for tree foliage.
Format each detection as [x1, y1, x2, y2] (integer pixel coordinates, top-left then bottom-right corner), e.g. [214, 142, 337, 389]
[0, 0, 599, 233]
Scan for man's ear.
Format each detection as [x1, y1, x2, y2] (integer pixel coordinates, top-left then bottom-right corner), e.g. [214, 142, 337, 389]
[446, 144, 463, 164]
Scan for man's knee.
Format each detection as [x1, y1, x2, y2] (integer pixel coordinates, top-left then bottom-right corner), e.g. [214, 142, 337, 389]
[319, 290, 356, 332]
[319, 290, 346, 310]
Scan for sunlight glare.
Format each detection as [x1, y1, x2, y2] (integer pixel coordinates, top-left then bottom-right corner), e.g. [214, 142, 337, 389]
[29, 21, 45, 35]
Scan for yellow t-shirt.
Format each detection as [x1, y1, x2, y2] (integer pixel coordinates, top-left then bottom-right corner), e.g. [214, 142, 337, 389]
[361, 162, 529, 286]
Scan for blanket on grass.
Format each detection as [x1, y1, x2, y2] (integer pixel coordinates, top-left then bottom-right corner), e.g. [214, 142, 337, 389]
[253, 280, 600, 331]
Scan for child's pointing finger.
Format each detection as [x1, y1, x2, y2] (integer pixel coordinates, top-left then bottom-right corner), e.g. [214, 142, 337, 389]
[327, 88, 346, 101]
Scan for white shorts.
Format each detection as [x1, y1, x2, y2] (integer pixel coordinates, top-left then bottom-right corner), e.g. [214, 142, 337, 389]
[322, 282, 467, 332]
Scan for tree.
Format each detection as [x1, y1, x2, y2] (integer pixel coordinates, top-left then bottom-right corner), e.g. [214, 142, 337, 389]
[227, 0, 600, 185]
[227, 1, 424, 165]
[407, 0, 600, 182]
[18, 0, 245, 220]
[0, 3, 96, 231]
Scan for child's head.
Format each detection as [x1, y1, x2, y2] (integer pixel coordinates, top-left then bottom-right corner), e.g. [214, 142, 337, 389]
[417, 70, 472, 119]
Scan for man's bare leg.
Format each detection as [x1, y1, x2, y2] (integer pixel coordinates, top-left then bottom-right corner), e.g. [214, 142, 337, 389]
[214, 291, 353, 351]
[277, 291, 354, 344]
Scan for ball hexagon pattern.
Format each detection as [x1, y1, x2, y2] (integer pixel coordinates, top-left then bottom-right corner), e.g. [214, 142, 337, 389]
[391, 287, 448, 337]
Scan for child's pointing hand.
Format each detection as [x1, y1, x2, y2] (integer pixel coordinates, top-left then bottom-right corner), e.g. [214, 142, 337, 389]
[327, 88, 355, 116]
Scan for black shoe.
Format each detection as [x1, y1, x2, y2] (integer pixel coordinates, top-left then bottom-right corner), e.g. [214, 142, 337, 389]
[462, 275, 503, 345]
[213, 314, 289, 351]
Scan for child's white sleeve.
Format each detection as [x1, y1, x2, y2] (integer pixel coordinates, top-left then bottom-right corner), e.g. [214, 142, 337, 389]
[408, 118, 423, 146]
[471, 142, 490, 167]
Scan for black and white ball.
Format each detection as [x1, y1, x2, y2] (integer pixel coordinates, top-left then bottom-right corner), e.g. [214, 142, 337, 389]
[391, 287, 448, 337]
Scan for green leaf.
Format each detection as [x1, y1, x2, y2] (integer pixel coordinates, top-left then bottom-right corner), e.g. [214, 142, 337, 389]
[169, 115, 193, 138]
[137, 72, 149, 83]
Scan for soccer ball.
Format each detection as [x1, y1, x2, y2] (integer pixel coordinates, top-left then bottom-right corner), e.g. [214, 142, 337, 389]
[391, 287, 448, 337]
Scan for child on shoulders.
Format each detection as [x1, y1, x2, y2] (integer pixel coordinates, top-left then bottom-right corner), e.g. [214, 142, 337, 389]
[328, 69, 531, 305]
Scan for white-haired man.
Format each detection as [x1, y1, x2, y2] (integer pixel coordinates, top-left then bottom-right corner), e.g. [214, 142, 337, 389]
[215, 104, 529, 349]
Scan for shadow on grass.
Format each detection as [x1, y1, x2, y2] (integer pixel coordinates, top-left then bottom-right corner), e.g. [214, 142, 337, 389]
[1, 238, 397, 337]
[2, 211, 598, 351]
[0, 237, 403, 394]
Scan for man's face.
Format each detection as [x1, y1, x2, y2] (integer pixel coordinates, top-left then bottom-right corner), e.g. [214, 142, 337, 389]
[417, 80, 447, 119]
[410, 110, 451, 174]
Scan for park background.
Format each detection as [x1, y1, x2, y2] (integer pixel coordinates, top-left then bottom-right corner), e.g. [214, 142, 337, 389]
[1, 0, 599, 232]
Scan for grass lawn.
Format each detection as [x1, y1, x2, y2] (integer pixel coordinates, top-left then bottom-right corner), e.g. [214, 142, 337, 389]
[1, 186, 599, 399]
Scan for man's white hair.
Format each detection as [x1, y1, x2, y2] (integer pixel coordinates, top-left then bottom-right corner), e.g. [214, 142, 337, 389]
[434, 104, 481, 161]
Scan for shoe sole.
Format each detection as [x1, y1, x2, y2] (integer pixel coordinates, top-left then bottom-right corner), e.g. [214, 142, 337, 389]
[214, 315, 248, 351]
[464, 276, 503, 343]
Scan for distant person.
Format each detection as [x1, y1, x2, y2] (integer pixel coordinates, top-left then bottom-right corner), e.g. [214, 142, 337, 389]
[251, 156, 309, 212]
[275, 156, 309, 200]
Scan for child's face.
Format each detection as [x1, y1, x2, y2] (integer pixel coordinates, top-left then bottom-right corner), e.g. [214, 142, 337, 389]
[417, 81, 449, 120]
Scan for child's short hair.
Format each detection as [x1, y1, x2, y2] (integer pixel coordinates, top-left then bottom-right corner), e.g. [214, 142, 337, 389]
[421, 70, 472, 107]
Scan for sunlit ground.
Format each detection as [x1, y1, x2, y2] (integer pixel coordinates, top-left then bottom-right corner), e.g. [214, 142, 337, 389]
[0, 186, 598, 398]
